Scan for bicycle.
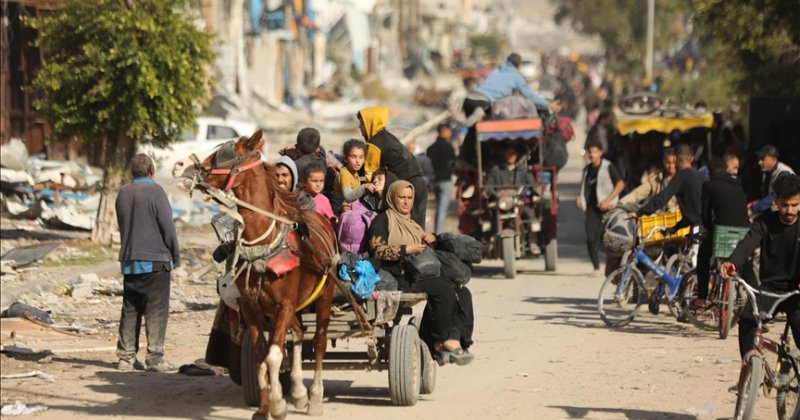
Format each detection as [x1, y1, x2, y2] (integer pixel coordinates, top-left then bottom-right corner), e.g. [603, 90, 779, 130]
[681, 225, 750, 337]
[597, 223, 699, 328]
[732, 276, 800, 420]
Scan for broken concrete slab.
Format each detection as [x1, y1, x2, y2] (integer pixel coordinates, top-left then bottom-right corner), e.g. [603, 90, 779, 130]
[0, 243, 59, 268]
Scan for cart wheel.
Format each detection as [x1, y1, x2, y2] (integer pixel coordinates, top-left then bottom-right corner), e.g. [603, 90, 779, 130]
[388, 325, 421, 406]
[241, 329, 262, 407]
[502, 236, 516, 278]
[419, 341, 437, 395]
[545, 239, 557, 272]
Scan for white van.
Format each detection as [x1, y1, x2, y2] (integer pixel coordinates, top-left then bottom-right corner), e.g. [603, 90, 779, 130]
[139, 116, 260, 175]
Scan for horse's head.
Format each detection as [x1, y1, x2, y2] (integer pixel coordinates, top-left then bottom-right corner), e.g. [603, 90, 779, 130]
[174, 130, 266, 192]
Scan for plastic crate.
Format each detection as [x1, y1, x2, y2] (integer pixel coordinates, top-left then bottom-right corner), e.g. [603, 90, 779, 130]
[638, 208, 690, 245]
[712, 225, 750, 258]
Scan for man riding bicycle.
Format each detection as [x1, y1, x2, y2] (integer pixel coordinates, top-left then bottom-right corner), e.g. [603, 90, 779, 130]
[720, 174, 800, 359]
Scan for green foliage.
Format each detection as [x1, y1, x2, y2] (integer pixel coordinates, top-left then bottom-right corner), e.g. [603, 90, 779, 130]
[468, 33, 507, 57]
[552, 0, 691, 75]
[27, 0, 215, 149]
[691, 0, 800, 96]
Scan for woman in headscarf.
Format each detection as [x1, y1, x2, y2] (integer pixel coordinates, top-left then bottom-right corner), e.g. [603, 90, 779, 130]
[358, 106, 428, 228]
[368, 180, 474, 365]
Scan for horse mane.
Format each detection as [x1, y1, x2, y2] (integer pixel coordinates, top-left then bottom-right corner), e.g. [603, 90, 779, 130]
[261, 162, 301, 222]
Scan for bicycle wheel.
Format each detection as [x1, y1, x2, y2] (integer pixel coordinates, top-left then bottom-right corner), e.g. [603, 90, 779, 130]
[598, 266, 646, 328]
[776, 368, 800, 420]
[719, 276, 736, 339]
[663, 254, 685, 318]
[679, 268, 717, 330]
[734, 356, 764, 420]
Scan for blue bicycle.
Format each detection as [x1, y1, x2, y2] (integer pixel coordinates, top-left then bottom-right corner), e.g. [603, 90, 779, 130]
[598, 223, 699, 328]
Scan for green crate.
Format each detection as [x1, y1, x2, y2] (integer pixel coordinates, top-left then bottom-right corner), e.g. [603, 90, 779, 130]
[712, 225, 750, 258]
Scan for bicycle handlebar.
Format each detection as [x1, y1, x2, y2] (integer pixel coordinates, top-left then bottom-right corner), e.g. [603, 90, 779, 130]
[733, 276, 800, 321]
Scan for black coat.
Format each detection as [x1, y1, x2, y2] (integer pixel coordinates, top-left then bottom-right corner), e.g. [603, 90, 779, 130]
[701, 175, 749, 230]
[370, 129, 422, 181]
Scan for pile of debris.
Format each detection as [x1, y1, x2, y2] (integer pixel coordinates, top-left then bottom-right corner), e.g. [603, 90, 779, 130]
[0, 139, 102, 231]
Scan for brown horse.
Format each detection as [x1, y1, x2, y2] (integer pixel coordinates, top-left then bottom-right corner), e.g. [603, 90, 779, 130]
[175, 131, 337, 420]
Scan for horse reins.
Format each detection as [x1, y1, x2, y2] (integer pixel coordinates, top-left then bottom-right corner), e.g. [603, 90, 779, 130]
[190, 148, 332, 313]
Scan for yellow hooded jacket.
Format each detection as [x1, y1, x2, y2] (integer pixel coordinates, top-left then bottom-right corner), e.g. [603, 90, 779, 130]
[358, 106, 389, 177]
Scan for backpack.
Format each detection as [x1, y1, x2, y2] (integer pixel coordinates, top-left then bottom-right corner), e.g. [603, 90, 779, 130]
[602, 208, 636, 256]
[337, 201, 376, 254]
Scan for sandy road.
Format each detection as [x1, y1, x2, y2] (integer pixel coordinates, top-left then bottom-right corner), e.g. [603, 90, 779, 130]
[1, 120, 776, 420]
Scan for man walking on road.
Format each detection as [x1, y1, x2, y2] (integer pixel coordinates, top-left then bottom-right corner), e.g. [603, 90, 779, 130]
[115, 154, 180, 372]
[427, 123, 456, 234]
[577, 141, 625, 277]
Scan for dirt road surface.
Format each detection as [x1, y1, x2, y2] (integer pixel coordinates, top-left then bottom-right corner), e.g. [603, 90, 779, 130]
[0, 127, 774, 420]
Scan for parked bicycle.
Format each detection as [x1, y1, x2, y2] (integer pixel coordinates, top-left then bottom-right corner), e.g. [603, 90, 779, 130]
[597, 223, 699, 328]
[732, 276, 800, 420]
[681, 225, 749, 338]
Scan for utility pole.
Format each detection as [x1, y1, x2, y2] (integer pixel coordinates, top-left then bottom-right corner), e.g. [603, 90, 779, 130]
[645, 0, 654, 82]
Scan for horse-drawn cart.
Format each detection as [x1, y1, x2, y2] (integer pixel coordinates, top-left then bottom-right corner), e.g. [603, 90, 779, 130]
[241, 291, 436, 407]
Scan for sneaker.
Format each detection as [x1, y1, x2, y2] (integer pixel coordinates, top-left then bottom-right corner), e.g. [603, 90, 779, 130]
[146, 360, 176, 373]
[117, 358, 144, 372]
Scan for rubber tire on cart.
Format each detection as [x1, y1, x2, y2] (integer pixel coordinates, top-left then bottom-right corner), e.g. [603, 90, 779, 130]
[734, 355, 764, 420]
[502, 236, 516, 279]
[544, 239, 557, 272]
[419, 342, 437, 395]
[388, 325, 421, 406]
[241, 329, 262, 407]
[719, 276, 736, 340]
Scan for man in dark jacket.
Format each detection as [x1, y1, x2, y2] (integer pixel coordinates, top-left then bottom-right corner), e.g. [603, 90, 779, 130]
[427, 123, 456, 234]
[637, 144, 706, 231]
[695, 158, 750, 306]
[720, 174, 800, 358]
[115, 154, 180, 372]
[358, 106, 428, 227]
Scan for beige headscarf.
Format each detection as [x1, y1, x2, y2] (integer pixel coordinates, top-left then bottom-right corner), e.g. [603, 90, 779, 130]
[385, 180, 425, 246]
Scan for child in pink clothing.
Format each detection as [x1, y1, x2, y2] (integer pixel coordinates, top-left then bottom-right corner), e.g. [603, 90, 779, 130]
[302, 162, 334, 222]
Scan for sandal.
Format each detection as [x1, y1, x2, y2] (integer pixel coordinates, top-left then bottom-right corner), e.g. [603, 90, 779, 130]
[434, 347, 474, 366]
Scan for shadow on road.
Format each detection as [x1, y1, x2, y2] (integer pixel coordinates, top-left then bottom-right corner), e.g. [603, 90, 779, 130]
[549, 405, 698, 419]
[323, 379, 397, 407]
[521, 295, 716, 338]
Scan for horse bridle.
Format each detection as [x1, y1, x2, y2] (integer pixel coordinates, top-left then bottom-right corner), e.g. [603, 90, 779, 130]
[190, 141, 263, 193]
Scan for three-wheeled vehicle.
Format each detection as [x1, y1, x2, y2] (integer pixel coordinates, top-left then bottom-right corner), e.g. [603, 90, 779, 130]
[456, 118, 559, 278]
[613, 93, 715, 186]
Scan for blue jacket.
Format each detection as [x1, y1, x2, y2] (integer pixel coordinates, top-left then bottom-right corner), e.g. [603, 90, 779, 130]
[473, 62, 548, 108]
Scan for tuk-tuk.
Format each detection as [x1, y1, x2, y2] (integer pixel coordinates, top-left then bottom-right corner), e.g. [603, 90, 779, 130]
[612, 102, 715, 191]
[456, 118, 558, 278]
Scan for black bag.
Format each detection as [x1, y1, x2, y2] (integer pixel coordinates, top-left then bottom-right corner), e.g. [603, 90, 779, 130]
[404, 246, 441, 281]
[435, 232, 482, 264]
[435, 250, 472, 286]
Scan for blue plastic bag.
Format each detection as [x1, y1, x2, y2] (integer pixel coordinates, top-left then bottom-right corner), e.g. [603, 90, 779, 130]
[351, 260, 381, 300]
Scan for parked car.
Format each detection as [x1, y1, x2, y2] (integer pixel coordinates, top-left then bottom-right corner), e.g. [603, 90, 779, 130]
[139, 116, 261, 175]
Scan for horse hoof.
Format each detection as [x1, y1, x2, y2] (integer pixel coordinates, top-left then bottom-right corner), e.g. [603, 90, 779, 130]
[291, 393, 309, 409]
[307, 400, 323, 417]
[251, 413, 268, 420]
[269, 399, 288, 420]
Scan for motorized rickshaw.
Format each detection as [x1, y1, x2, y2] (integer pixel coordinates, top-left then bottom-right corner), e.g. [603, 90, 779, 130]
[456, 118, 559, 278]
[613, 93, 715, 187]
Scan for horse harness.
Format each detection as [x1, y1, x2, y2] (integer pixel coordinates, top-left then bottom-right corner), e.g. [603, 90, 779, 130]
[189, 144, 334, 312]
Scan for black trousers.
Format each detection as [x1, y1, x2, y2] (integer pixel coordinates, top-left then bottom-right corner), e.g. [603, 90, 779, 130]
[696, 235, 713, 299]
[585, 206, 604, 270]
[738, 294, 800, 358]
[413, 278, 474, 350]
[117, 267, 171, 366]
